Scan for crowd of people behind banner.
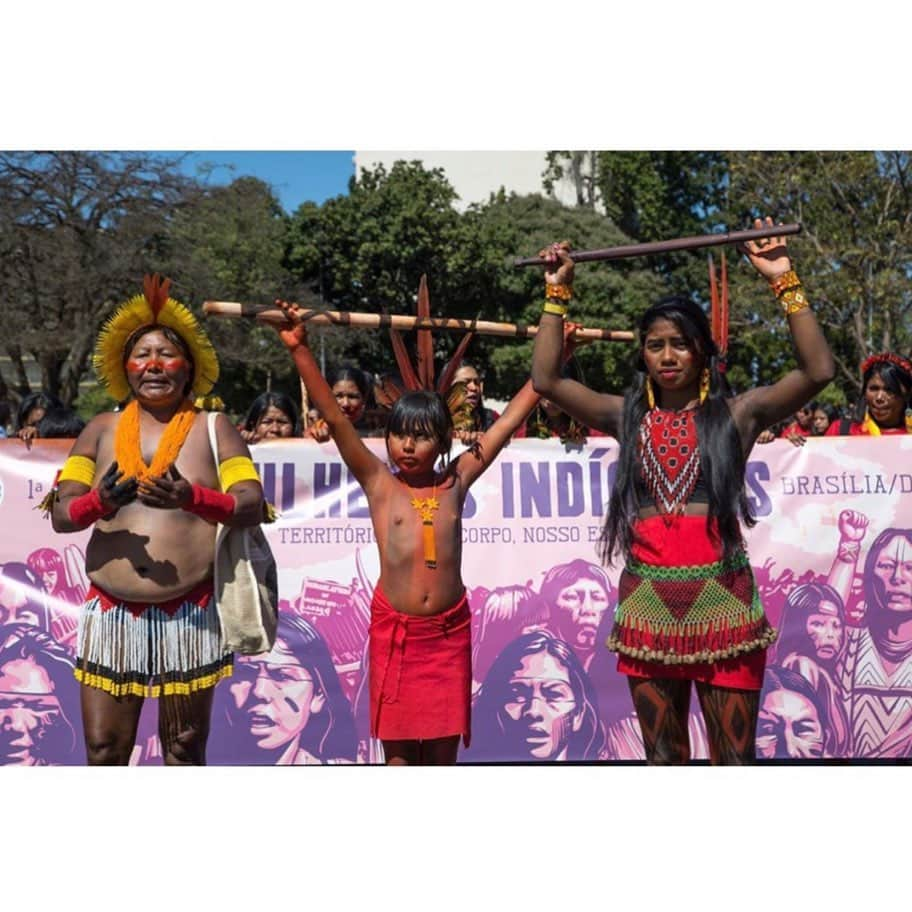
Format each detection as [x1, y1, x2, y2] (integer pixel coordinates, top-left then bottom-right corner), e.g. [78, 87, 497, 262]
[1, 217, 912, 767]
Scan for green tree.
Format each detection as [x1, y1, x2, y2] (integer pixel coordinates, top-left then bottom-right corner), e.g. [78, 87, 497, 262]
[0, 151, 200, 408]
[164, 176, 298, 415]
[460, 191, 666, 398]
[725, 151, 912, 398]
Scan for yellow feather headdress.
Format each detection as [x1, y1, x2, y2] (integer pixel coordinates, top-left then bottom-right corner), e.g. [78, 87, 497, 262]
[93, 275, 219, 401]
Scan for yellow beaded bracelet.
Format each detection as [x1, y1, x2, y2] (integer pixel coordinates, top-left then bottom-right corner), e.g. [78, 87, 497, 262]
[769, 269, 801, 298]
[544, 283, 573, 301]
[542, 300, 568, 317]
[780, 287, 810, 316]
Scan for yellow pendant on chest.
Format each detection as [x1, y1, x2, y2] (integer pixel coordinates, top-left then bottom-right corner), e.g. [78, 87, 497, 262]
[410, 495, 439, 523]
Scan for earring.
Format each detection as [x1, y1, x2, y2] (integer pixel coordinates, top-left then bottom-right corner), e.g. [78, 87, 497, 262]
[645, 376, 656, 410]
[906, 408, 912, 434]
[699, 368, 710, 404]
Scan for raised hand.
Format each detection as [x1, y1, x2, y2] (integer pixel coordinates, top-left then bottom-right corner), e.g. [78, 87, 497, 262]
[740, 216, 792, 281]
[838, 509, 869, 543]
[138, 464, 193, 510]
[538, 240, 575, 289]
[98, 461, 139, 511]
[306, 418, 331, 443]
[272, 299, 310, 351]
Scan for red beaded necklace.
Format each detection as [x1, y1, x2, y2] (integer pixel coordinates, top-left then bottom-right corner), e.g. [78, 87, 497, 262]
[638, 408, 701, 517]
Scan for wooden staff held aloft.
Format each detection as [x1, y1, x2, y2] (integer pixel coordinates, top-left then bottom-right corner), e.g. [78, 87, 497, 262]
[202, 301, 635, 342]
[513, 223, 802, 267]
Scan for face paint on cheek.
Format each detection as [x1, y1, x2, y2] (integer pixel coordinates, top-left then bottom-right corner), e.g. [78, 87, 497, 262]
[162, 357, 187, 371]
[283, 697, 300, 714]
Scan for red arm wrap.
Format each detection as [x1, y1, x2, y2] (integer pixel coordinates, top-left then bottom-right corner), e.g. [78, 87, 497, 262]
[68, 489, 114, 527]
[184, 484, 236, 524]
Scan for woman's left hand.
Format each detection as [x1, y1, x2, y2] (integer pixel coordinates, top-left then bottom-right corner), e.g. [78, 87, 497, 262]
[138, 465, 193, 509]
[740, 215, 792, 281]
[538, 241, 575, 288]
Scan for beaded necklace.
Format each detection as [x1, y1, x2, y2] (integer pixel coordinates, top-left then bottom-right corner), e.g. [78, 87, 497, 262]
[113, 399, 197, 482]
[410, 487, 440, 569]
[638, 407, 701, 519]
[410, 483, 440, 569]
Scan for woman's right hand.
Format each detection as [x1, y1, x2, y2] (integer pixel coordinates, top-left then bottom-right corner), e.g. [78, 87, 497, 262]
[238, 426, 260, 444]
[272, 299, 309, 351]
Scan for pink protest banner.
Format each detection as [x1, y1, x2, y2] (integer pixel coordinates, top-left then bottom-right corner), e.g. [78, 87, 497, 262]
[0, 435, 909, 764]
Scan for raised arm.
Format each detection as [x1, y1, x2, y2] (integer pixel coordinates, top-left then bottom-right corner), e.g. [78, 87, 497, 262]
[732, 217, 836, 443]
[271, 301, 385, 490]
[826, 510, 869, 609]
[531, 242, 625, 436]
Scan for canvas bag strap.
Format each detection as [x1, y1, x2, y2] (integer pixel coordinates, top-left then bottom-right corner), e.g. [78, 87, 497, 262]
[206, 411, 220, 468]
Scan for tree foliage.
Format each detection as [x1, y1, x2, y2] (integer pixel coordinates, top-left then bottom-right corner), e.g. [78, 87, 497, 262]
[0, 151, 199, 407]
[3, 151, 910, 424]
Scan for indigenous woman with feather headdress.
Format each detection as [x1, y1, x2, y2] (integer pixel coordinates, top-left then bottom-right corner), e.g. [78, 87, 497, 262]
[47, 276, 266, 765]
[532, 217, 836, 765]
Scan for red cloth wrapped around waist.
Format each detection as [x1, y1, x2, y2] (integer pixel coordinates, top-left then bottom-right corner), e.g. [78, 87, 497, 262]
[368, 584, 472, 745]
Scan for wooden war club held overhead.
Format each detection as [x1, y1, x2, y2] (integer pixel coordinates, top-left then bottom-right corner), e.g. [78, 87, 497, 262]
[512, 223, 802, 267]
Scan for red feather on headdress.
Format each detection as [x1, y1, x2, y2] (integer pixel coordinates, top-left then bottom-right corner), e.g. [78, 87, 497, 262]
[143, 274, 171, 320]
[385, 274, 473, 404]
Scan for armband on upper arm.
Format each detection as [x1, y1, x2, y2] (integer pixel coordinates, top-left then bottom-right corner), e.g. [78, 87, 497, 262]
[59, 455, 96, 487]
[218, 455, 261, 492]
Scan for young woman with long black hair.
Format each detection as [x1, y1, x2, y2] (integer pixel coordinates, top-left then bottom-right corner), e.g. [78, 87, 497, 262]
[531, 217, 836, 764]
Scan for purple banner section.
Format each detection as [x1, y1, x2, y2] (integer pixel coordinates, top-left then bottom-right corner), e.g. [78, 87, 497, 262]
[1, 435, 910, 764]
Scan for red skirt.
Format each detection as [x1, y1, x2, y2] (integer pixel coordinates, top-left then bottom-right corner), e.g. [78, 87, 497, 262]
[369, 585, 472, 745]
[611, 515, 774, 691]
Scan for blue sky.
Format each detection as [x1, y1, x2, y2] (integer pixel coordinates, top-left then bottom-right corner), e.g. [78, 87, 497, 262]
[172, 151, 356, 214]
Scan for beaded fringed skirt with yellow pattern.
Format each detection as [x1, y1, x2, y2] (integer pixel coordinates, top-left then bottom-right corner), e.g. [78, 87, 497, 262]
[74, 580, 233, 698]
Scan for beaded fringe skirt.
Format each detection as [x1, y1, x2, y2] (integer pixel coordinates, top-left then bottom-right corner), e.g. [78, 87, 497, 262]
[74, 583, 233, 698]
[606, 550, 777, 666]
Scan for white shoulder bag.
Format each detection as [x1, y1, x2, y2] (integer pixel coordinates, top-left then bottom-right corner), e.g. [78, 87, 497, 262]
[207, 412, 278, 655]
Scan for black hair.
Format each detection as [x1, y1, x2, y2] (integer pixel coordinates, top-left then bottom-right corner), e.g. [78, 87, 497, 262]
[36, 407, 86, 439]
[813, 402, 840, 430]
[385, 390, 453, 463]
[328, 365, 372, 402]
[16, 392, 63, 431]
[242, 391, 301, 437]
[600, 294, 755, 565]
[853, 358, 912, 423]
[121, 325, 196, 395]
